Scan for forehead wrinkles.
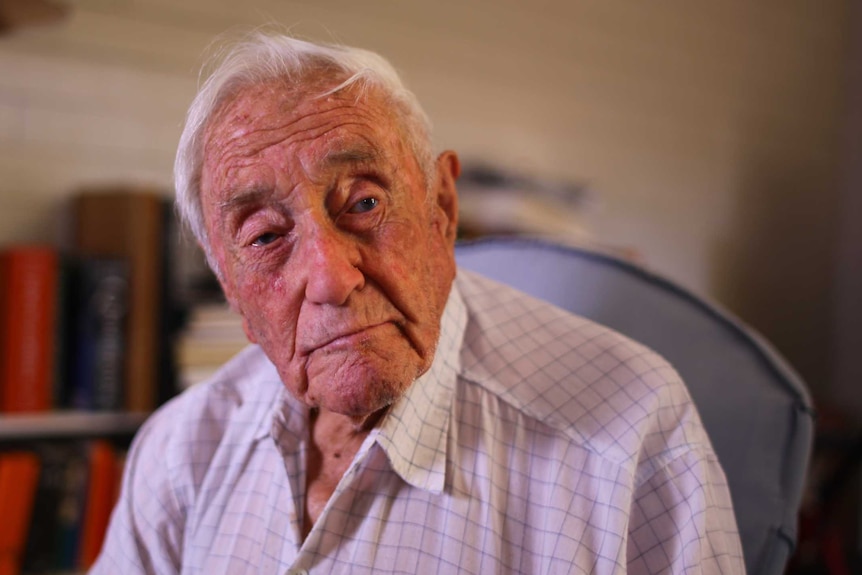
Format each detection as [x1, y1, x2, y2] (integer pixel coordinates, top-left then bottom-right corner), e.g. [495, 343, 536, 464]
[204, 90, 394, 187]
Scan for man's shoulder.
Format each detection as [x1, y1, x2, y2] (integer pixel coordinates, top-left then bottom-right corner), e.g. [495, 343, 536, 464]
[133, 345, 282, 471]
[454, 269, 709, 468]
[454, 267, 677, 393]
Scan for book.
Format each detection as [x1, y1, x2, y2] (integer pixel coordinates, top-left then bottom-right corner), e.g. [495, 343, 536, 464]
[54, 445, 89, 571]
[67, 257, 130, 411]
[77, 440, 120, 569]
[0, 451, 41, 575]
[157, 200, 182, 406]
[0, 245, 60, 412]
[73, 189, 165, 412]
[53, 256, 77, 410]
[175, 301, 248, 389]
[21, 444, 67, 573]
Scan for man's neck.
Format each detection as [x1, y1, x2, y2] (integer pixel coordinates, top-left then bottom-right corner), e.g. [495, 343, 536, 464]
[303, 407, 384, 538]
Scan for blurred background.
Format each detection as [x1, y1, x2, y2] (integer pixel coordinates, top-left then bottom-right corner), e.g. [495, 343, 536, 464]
[0, 0, 860, 572]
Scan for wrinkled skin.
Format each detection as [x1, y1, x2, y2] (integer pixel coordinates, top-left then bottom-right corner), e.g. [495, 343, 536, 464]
[199, 79, 460, 428]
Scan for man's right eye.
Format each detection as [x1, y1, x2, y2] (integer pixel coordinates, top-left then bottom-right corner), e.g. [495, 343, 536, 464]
[251, 232, 280, 247]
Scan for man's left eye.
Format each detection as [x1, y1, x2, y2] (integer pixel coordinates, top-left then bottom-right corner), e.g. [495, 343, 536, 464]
[348, 197, 379, 214]
[251, 232, 280, 247]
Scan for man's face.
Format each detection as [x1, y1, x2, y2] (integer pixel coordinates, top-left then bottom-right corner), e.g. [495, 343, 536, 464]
[199, 80, 459, 421]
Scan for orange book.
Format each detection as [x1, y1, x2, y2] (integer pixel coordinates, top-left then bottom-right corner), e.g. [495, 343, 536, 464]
[73, 190, 165, 412]
[0, 246, 59, 412]
[77, 441, 119, 569]
[0, 451, 41, 575]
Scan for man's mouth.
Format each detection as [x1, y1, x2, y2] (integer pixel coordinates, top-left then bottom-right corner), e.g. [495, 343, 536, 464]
[307, 321, 394, 353]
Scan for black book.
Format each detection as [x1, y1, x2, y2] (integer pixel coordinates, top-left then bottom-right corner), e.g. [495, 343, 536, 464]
[67, 257, 129, 411]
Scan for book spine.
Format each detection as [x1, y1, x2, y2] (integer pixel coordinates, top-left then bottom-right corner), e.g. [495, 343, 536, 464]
[67, 258, 129, 411]
[77, 440, 119, 569]
[157, 198, 181, 406]
[0, 246, 59, 412]
[0, 451, 41, 575]
[54, 446, 88, 570]
[53, 255, 76, 410]
[21, 444, 66, 573]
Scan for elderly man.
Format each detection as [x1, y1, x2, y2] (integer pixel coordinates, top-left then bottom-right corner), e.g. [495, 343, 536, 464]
[94, 32, 744, 574]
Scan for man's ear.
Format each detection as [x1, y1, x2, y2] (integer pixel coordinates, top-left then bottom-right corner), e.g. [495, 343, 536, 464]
[433, 150, 460, 244]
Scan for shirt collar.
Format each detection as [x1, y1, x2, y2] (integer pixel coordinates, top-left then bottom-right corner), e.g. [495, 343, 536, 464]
[371, 282, 467, 493]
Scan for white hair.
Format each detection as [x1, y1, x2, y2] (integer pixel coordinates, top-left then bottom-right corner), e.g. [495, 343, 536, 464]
[174, 31, 435, 267]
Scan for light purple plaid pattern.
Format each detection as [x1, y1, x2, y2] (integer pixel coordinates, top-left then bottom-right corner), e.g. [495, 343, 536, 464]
[92, 270, 745, 574]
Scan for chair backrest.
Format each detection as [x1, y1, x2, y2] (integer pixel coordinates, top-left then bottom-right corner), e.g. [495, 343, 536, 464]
[455, 236, 814, 575]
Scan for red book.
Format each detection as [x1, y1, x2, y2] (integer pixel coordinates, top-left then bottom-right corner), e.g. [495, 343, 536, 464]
[0, 246, 59, 412]
[0, 451, 41, 575]
[77, 441, 120, 569]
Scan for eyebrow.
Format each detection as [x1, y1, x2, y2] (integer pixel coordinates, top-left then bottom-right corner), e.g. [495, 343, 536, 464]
[215, 148, 384, 215]
[322, 148, 381, 168]
[217, 186, 274, 217]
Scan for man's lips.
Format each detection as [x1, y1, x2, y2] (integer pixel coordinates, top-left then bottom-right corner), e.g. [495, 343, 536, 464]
[303, 321, 395, 353]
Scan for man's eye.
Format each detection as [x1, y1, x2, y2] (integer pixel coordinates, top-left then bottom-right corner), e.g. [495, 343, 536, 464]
[348, 197, 378, 214]
[251, 232, 280, 247]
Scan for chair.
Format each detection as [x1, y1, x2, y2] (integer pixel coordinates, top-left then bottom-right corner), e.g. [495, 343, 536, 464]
[455, 236, 815, 575]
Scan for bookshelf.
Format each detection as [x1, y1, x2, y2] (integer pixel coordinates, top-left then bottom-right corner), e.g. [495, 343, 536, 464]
[0, 411, 148, 442]
[0, 188, 190, 573]
[0, 411, 144, 574]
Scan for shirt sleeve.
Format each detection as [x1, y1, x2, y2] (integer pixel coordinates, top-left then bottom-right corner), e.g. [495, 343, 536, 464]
[626, 446, 746, 574]
[89, 409, 186, 575]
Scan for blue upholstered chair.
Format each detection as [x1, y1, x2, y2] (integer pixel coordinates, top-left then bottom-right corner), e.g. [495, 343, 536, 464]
[455, 236, 815, 575]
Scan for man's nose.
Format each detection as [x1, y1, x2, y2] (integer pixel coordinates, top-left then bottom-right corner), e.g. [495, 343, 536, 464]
[299, 224, 365, 305]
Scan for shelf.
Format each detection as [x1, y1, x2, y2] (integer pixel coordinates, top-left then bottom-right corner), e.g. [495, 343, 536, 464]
[0, 410, 149, 441]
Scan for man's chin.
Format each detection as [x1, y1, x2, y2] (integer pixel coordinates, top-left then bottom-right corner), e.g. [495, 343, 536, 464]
[307, 382, 405, 427]
[304, 341, 422, 396]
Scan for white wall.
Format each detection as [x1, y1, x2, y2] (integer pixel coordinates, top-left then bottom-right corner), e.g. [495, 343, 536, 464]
[0, 0, 852, 396]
